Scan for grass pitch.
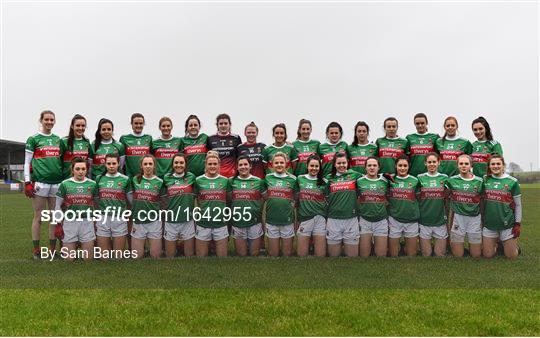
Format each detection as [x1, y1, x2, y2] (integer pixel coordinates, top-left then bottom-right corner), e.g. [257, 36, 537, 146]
[0, 188, 539, 336]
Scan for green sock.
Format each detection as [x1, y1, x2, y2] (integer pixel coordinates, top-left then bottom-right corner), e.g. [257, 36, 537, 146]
[49, 239, 57, 248]
[32, 240, 40, 249]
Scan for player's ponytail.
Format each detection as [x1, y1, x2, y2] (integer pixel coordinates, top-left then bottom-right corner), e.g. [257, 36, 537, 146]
[472, 116, 493, 141]
[67, 114, 87, 152]
[94, 118, 115, 152]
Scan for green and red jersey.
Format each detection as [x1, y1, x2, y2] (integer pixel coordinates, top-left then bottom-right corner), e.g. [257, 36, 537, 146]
[293, 139, 320, 176]
[417, 172, 448, 227]
[483, 174, 521, 230]
[347, 142, 378, 175]
[406, 133, 439, 176]
[130, 175, 165, 224]
[471, 140, 503, 177]
[388, 175, 420, 223]
[60, 137, 91, 180]
[230, 175, 266, 227]
[262, 144, 298, 174]
[356, 175, 388, 222]
[151, 136, 182, 177]
[297, 174, 327, 222]
[325, 169, 361, 219]
[318, 141, 348, 177]
[264, 172, 297, 225]
[56, 178, 97, 213]
[162, 172, 197, 223]
[119, 133, 153, 177]
[95, 172, 130, 213]
[376, 137, 409, 175]
[25, 132, 63, 184]
[180, 133, 209, 177]
[90, 140, 125, 179]
[195, 175, 231, 228]
[436, 136, 472, 176]
[445, 175, 483, 216]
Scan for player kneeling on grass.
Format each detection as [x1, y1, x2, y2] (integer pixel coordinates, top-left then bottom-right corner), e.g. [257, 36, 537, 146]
[445, 154, 483, 258]
[264, 152, 298, 257]
[129, 155, 165, 259]
[417, 153, 449, 257]
[357, 157, 389, 257]
[326, 152, 361, 257]
[230, 156, 266, 256]
[95, 154, 130, 258]
[195, 151, 231, 257]
[387, 155, 420, 257]
[162, 153, 197, 258]
[482, 155, 522, 260]
[55, 157, 97, 261]
[296, 154, 327, 257]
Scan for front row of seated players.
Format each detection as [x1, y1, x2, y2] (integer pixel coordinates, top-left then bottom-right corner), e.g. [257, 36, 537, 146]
[53, 148, 522, 260]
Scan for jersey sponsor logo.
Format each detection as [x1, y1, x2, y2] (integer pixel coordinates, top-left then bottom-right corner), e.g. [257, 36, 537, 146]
[419, 187, 445, 200]
[33, 146, 61, 158]
[389, 188, 416, 201]
[154, 148, 178, 159]
[409, 144, 435, 155]
[232, 189, 261, 200]
[167, 184, 194, 196]
[184, 144, 208, 155]
[267, 186, 294, 200]
[99, 188, 126, 200]
[125, 146, 150, 156]
[63, 150, 89, 162]
[298, 151, 315, 162]
[440, 150, 463, 161]
[133, 189, 159, 202]
[329, 180, 356, 193]
[322, 152, 336, 163]
[299, 189, 325, 202]
[471, 152, 490, 163]
[379, 147, 405, 158]
[450, 190, 481, 204]
[350, 156, 368, 168]
[358, 191, 386, 203]
[199, 189, 227, 201]
[65, 194, 94, 206]
[484, 189, 513, 203]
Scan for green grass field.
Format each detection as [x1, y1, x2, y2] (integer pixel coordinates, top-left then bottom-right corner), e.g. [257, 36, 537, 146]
[0, 188, 539, 336]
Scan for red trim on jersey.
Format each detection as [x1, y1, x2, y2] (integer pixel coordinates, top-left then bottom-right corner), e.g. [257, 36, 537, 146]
[99, 189, 126, 200]
[484, 189, 513, 203]
[389, 188, 416, 201]
[184, 144, 208, 155]
[297, 151, 315, 163]
[378, 147, 405, 159]
[329, 180, 356, 193]
[154, 148, 178, 159]
[299, 189, 325, 202]
[198, 190, 227, 201]
[133, 190, 159, 202]
[450, 191, 480, 204]
[409, 144, 434, 156]
[471, 152, 490, 163]
[65, 194, 94, 207]
[232, 190, 262, 201]
[63, 150, 89, 162]
[419, 187, 445, 200]
[358, 191, 386, 203]
[125, 146, 150, 156]
[322, 152, 336, 164]
[167, 184, 194, 196]
[267, 187, 294, 200]
[33, 146, 61, 159]
[440, 150, 464, 161]
[350, 156, 368, 168]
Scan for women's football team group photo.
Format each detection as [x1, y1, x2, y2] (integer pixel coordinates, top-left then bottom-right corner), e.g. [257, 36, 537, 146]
[24, 110, 522, 260]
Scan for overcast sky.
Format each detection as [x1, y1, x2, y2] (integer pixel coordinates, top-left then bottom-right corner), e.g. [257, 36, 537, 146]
[1, 1, 538, 170]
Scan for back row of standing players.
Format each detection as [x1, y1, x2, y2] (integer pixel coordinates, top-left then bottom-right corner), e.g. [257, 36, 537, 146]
[26, 111, 502, 185]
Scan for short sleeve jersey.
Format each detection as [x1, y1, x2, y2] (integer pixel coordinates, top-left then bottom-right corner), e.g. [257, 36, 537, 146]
[130, 175, 165, 224]
[119, 134, 153, 177]
[417, 172, 448, 227]
[376, 137, 409, 175]
[61, 137, 91, 180]
[265, 173, 297, 225]
[293, 139, 321, 176]
[356, 175, 388, 222]
[262, 144, 299, 174]
[90, 140, 125, 179]
[180, 133, 209, 177]
[445, 175, 483, 216]
[471, 140, 503, 177]
[318, 141, 348, 177]
[297, 174, 327, 222]
[347, 142, 378, 175]
[195, 175, 231, 228]
[95, 173, 130, 213]
[237, 142, 266, 179]
[406, 133, 439, 176]
[325, 169, 360, 219]
[483, 174, 521, 230]
[56, 178, 97, 214]
[207, 133, 242, 178]
[162, 172, 197, 223]
[151, 136, 182, 177]
[436, 137, 472, 176]
[230, 175, 266, 227]
[388, 175, 420, 223]
[25, 133, 63, 184]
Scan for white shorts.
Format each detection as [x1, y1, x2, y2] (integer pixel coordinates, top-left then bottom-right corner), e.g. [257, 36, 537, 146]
[359, 217, 389, 237]
[63, 220, 95, 243]
[450, 214, 482, 244]
[164, 220, 196, 241]
[326, 217, 359, 245]
[388, 216, 419, 239]
[35, 182, 59, 198]
[232, 223, 264, 240]
[482, 227, 514, 242]
[195, 225, 229, 241]
[419, 224, 448, 240]
[131, 221, 162, 240]
[297, 215, 326, 237]
[96, 220, 128, 238]
[265, 223, 295, 239]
